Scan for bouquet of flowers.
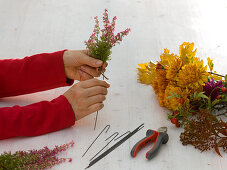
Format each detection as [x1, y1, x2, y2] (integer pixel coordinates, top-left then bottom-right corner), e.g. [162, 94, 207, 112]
[85, 9, 130, 78]
[137, 42, 227, 156]
[85, 9, 130, 130]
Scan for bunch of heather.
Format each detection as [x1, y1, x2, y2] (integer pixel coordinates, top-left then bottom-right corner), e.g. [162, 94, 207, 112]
[85, 9, 130, 64]
[0, 140, 74, 170]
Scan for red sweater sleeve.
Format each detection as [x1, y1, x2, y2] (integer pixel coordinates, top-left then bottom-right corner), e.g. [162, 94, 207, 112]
[0, 50, 73, 98]
[0, 95, 75, 140]
[0, 50, 76, 139]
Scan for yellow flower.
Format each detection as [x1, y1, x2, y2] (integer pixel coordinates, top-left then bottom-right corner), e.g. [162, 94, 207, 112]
[179, 42, 197, 65]
[152, 69, 169, 106]
[208, 71, 223, 81]
[164, 85, 180, 110]
[206, 57, 223, 80]
[207, 57, 214, 72]
[137, 62, 156, 85]
[177, 60, 209, 91]
[160, 49, 178, 67]
[164, 84, 191, 111]
[166, 58, 182, 80]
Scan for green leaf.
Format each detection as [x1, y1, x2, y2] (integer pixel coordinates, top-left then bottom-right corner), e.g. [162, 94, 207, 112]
[194, 91, 197, 98]
[222, 96, 227, 102]
[225, 74, 227, 82]
[167, 92, 181, 99]
[211, 99, 219, 107]
[192, 91, 208, 100]
[167, 113, 173, 119]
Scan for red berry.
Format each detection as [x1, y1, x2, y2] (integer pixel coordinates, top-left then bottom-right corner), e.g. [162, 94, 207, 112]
[156, 63, 162, 69]
[221, 87, 226, 93]
[171, 118, 178, 124]
[179, 98, 185, 104]
[175, 122, 180, 127]
[173, 111, 179, 116]
[217, 95, 222, 99]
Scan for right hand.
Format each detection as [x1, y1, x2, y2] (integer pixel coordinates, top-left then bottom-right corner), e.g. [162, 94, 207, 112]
[63, 78, 110, 120]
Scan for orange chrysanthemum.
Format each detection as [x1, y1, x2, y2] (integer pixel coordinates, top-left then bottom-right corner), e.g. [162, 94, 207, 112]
[166, 58, 183, 80]
[152, 69, 169, 106]
[177, 61, 208, 91]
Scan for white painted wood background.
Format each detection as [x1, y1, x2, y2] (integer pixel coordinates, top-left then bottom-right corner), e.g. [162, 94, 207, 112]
[0, 0, 226, 169]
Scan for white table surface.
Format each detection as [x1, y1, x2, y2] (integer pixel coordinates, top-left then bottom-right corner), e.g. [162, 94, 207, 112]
[0, 0, 226, 169]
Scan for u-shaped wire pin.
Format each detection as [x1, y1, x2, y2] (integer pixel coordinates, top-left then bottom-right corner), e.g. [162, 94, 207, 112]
[82, 125, 110, 157]
[114, 131, 131, 141]
[90, 132, 119, 161]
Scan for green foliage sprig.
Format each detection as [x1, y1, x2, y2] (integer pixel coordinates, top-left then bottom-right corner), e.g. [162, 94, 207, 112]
[85, 9, 130, 64]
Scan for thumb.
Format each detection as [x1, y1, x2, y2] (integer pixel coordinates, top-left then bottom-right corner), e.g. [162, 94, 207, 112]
[79, 53, 103, 68]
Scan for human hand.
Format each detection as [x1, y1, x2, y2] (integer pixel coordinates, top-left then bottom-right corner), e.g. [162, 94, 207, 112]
[63, 78, 110, 120]
[63, 50, 108, 81]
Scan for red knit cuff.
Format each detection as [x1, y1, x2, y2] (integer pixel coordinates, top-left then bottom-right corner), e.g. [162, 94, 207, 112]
[56, 95, 76, 123]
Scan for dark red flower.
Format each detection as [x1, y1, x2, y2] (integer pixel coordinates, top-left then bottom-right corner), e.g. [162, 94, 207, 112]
[203, 78, 223, 101]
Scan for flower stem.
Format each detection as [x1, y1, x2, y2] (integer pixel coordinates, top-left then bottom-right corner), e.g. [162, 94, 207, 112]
[101, 72, 109, 80]
[216, 112, 227, 117]
[208, 72, 225, 77]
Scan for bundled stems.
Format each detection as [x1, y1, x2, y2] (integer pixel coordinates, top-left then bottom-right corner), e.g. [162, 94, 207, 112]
[85, 9, 130, 131]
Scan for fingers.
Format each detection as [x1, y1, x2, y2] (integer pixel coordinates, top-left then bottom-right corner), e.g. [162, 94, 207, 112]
[79, 52, 103, 68]
[87, 103, 104, 114]
[80, 50, 108, 70]
[63, 79, 109, 120]
[87, 95, 106, 106]
[80, 65, 100, 77]
[86, 86, 108, 97]
[80, 78, 110, 88]
[81, 49, 89, 55]
[78, 70, 93, 81]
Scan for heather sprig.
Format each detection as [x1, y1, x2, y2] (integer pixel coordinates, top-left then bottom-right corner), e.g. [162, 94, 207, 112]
[85, 9, 131, 63]
[0, 140, 74, 170]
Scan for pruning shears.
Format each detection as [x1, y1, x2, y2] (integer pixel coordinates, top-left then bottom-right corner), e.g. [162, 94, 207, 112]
[131, 127, 169, 160]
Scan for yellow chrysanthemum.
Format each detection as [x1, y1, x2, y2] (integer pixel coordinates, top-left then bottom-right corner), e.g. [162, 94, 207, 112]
[207, 57, 214, 72]
[160, 49, 178, 67]
[164, 84, 191, 111]
[152, 69, 169, 106]
[177, 61, 209, 91]
[179, 42, 197, 65]
[166, 58, 183, 80]
[137, 62, 156, 85]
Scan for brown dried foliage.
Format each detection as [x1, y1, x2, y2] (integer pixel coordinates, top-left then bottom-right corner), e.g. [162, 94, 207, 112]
[180, 109, 227, 156]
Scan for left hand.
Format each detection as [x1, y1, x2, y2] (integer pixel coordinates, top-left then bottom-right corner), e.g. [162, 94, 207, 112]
[63, 50, 108, 81]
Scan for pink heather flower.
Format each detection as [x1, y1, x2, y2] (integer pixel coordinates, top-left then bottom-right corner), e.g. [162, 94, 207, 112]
[103, 9, 110, 29]
[70, 140, 75, 147]
[85, 9, 130, 61]
[69, 158, 72, 162]
[93, 16, 100, 35]
[111, 16, 117, 32]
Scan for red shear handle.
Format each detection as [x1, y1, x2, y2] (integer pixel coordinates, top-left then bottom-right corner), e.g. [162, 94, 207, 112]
[146, 132, 169, 160]
[130, 130, 158, 157]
